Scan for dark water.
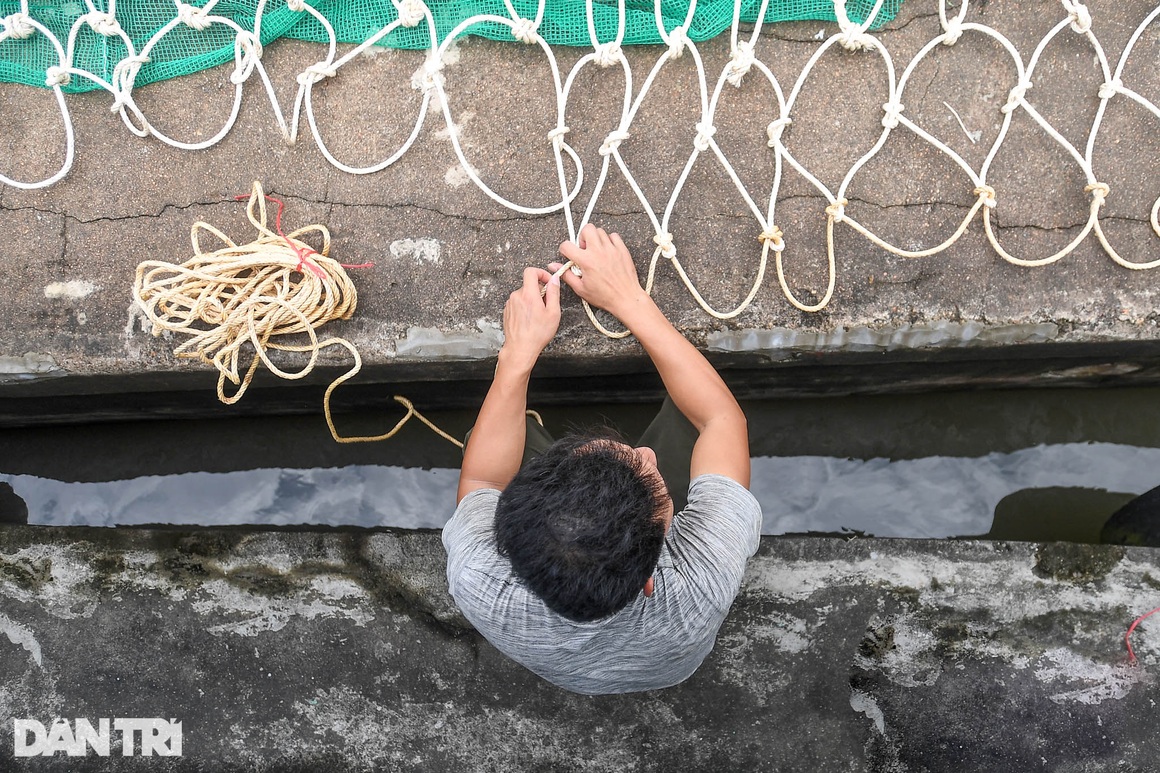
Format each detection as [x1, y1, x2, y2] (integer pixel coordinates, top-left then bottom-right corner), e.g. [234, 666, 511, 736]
[2, 386, 1160, 541]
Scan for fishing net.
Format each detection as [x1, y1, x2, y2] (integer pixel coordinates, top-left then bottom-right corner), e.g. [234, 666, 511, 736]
[0, 0, 898, 93]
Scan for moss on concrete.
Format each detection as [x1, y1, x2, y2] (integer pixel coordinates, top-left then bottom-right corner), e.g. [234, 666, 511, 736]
[1033, 543, 1125, 583]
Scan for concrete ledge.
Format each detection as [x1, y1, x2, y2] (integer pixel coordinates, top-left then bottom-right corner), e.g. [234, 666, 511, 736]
[1, 524, 1158, 771]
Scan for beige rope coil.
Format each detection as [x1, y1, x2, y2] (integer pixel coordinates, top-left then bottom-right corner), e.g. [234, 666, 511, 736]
[131, 181, 463, 447]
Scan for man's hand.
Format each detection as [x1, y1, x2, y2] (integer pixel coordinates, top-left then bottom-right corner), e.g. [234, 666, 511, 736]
[556, 223, 750, 488]
[457, 266, 559, 502]
[501, 266, 561, 367]
[552, 224, 648, 319]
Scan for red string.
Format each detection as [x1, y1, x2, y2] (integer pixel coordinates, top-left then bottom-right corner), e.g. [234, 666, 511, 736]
[235, 193, 326, 279]
[234, 191, 374, 274]
[1125, 605, 1160, 665]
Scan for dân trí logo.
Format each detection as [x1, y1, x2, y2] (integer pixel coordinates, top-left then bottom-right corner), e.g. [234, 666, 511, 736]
[13, 718, 182, 757]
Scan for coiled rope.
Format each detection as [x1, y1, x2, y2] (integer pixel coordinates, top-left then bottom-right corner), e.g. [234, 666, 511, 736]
[131, 181, 463, 447]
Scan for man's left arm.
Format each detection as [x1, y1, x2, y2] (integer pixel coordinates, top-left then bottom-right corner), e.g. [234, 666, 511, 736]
[456, 267, 560, 502]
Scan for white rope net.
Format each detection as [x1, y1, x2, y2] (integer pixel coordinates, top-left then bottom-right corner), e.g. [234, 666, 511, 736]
[3, 0, 1160, 332]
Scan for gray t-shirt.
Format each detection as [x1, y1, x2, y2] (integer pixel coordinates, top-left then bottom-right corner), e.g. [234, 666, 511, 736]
[442, 473, 762, 694]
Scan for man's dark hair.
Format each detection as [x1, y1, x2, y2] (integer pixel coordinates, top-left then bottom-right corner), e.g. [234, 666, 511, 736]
[495, 433, 670, 622]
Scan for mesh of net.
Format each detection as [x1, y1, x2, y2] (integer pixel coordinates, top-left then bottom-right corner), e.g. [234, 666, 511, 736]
[0, 0, 900, 93]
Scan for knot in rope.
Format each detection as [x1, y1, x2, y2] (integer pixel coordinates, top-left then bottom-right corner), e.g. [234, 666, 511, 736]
[1085, 181, 1110, 205]
[974, 185, 997, 208]
[941, 19, 964, 46]
[297, 60, 338, 86]
[44, 65, 70, 88]
[653, 231, 676, 259]
[396, 0, 426, 28]
[766, 117, 791, 146]
[758, 225, 784, 251]
[666, 26, 689, 59]
[287, 0, 309, 11]
[82, 10, 122, 36]
[1, 12, 35, 40]
[547, 125, 569, 148]
[725, 41, 754, 87]
[111, 53, 149, 104]
[417, 58, 444, 92]
[837, 26, 875, 51]
[599, 129, 630, 157]
[231, 32, 264, 83]
[825, 198, 849, 223]
[594, 42, 622, 67]
[1064, 1, 1092, 34]
[693, 122, 717, 152]
[176, 3, 212, 31]
[1098, 79, 1122, 100]
[1002, 80, 1031, 114]
[881, 101, 904, 129]
[236, 30, 262, 57]
[510, 17, 538, 44]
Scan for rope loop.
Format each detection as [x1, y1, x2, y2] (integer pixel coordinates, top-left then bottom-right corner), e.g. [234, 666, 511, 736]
[594, 42, 622, 68]
[0, 12, 35, 40]
[510, 17, 538, 44]
[599, 129, 630, 157]
[175, 3, 212, 32]
[881, 101, 904, 129]
[82, 10, 122, 36]
[1085, 181, 1110, 206]
[693, 122, 717, 152]
[297, 60, 338, 86]
[1063, 1, 1092, 34]
[725, 40, 755, 87]
[44, 65, 70, 88]
[758, 225, 784, 252]
[667, 25, 689, 59]
[396, 0, 426, 28]
[825, 198, 849, 223]
[766, 117, 791, 146]
[1098, 78, 1122, 100]
[974, 184, 997, 209]
[1002, 80, 1031, 114]
[653, 231, 676, 259]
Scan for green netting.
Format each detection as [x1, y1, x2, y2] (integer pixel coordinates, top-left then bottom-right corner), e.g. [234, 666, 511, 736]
[0, 0, 900, 93]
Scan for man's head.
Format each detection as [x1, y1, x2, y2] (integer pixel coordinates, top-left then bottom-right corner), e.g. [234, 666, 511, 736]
[495, 433, 673, 622]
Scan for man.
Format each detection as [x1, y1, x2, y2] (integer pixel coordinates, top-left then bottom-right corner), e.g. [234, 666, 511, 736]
[442, 224, 762, 694]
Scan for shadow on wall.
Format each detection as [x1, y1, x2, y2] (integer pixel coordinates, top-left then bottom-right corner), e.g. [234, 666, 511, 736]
[984, 484, 1160, 546]
[0, 482, 28, 525]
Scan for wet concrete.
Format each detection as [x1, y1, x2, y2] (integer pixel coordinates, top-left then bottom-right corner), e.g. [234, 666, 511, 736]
[2, 0, 1160, 422]
[0, 524, 1157, 771]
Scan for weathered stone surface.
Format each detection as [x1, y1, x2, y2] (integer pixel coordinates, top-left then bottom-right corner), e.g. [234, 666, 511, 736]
[0, 525, 1157, 771]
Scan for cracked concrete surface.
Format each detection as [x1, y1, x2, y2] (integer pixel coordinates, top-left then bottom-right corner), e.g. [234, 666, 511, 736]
[0, 526, 1158, 772]
[1, 0, 1159, 417]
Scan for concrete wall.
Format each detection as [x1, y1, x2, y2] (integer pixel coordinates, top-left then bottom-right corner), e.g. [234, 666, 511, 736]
[1, 525, 1158, 771]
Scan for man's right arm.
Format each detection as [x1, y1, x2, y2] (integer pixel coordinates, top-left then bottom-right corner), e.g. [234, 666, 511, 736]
[555, 226, 750, 488]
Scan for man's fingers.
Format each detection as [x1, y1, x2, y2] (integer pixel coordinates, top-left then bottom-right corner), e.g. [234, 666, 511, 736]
[543, 272, 561, 311]
[610, 232, 628, 256]
[522, 266, 549, 292]
[559, 240, 584, 262]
